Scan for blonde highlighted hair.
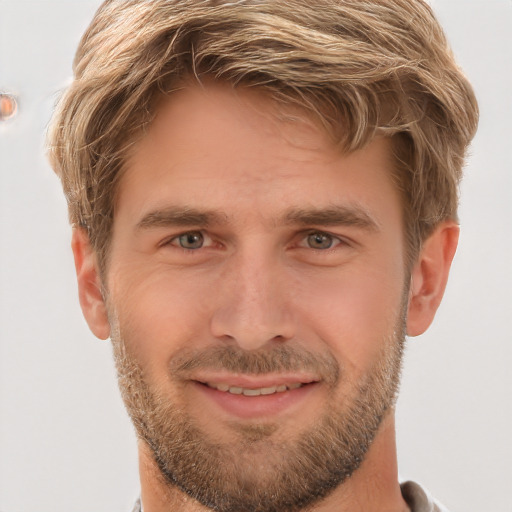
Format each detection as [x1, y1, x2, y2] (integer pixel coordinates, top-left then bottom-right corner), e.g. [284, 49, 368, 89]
[47, 0, 478, 271]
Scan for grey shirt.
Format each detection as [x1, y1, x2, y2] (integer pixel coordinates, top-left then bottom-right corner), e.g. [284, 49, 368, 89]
[131, 480, 449, 512]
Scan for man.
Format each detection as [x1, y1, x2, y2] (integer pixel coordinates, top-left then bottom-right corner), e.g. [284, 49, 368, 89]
[47, 0, 478, 511]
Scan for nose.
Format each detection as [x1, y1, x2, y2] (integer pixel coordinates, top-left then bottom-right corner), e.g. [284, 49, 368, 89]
[209, 249, 295, 351]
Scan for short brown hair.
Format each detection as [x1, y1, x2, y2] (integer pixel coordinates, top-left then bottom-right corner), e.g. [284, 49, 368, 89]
[47, 0, 478, 272]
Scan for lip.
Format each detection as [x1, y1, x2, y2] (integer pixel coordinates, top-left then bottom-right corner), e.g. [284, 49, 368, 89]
[191, 375, 321, 420]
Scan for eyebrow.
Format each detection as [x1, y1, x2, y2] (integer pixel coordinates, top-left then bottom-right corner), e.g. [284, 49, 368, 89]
[135, 207, 227, 231]
[135, 204, 380, 232]
[283, 205, 380, 232]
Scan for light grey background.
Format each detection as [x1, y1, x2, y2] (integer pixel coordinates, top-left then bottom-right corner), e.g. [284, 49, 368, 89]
[0, 1, 510, 511]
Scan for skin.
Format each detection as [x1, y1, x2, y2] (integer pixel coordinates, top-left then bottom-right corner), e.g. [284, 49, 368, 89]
[72, 82, 459, 512]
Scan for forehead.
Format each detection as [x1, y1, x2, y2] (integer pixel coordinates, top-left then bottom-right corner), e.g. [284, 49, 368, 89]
[117, 82, 399, 228]
[128, 82, 341, 178]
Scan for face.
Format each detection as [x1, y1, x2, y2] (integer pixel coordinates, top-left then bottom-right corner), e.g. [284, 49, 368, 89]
[105, 83, 408, 511]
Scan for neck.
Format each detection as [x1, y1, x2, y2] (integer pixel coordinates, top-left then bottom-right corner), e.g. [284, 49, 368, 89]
[138, 412, 409, 512]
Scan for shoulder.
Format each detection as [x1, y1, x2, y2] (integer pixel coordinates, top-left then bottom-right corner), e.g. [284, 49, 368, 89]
[400, 480, 451, 512]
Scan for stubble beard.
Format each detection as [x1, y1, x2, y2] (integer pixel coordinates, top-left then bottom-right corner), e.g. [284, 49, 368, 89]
[110, 313, 406, 512]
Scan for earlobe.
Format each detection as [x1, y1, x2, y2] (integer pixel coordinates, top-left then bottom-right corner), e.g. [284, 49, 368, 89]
[406, 221, 460, 337]
[71, 228, 111, 340]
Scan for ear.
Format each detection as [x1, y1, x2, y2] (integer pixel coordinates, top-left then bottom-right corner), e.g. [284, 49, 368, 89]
[406, 221, 459, 337]
[71, 228, 110, 340]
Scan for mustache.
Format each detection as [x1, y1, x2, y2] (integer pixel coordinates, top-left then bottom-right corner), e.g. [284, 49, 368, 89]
[169, 345, 340, 386]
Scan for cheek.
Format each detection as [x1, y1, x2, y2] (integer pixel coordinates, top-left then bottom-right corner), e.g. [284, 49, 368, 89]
[292, 262, 406, 376]
[108, 264, 216, 375]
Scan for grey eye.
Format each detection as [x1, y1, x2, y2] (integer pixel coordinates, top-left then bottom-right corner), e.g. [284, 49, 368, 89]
[177, 231, 204, 249]
[306, 232, 334, 249]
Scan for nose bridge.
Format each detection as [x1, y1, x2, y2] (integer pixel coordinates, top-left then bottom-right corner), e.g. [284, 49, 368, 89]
[210, 242, 294, 349]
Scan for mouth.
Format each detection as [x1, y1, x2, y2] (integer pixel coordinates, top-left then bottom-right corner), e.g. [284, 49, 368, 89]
[191, 376, 320, 419]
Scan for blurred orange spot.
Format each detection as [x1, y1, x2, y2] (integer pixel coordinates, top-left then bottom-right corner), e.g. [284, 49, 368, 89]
[0, 94, 17, 120]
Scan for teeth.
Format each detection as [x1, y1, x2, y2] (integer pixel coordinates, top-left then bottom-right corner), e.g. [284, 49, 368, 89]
[206, 382, 305, 395]
[243, 388, 261, 396]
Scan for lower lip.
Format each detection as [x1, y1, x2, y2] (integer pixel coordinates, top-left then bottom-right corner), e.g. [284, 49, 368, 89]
[193, 381, 319, 420]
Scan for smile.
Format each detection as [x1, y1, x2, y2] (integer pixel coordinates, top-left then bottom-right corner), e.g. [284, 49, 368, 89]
[204, 382, 304, 396]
